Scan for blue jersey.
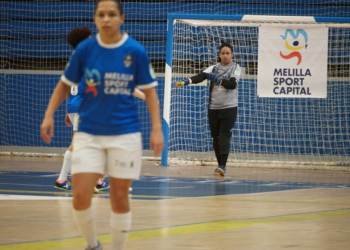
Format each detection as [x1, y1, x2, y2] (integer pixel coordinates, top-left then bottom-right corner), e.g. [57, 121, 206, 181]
[67, 78, 85, 114]
[61, 33, 157, 136]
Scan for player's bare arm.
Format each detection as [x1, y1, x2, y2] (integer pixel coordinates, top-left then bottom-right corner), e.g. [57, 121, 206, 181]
[41, 80, 71, 143]
[133, 88, 146, 100]
[65, 113, 72, 127]
[143, 87, 164, 157]
[64, 88, 71, 127]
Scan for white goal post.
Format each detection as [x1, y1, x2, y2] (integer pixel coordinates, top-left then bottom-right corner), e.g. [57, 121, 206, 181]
[161, 14, 350, 169]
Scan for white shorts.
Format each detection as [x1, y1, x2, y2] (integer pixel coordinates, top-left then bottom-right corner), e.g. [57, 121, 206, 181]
[71, 132, 142, 180]
[68, 113, 79, 131]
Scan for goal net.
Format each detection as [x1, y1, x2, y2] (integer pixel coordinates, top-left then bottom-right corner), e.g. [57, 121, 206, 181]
[161, 14, 350, 169]
[0, 1, 153, 157]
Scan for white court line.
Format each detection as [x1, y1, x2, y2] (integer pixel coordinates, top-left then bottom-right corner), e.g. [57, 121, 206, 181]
[0, 194, 72, 200]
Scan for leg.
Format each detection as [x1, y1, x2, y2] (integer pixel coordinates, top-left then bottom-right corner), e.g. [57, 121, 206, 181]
[71, 132, 106, 249]
[56, 134, 75, 189]
[55, 147, 73, 190]
[61, 141, 73, 178]
[218, 107, 237, 171]
[71, 173, 102, 249]
[109, 178, 132, 213]
[109, 178, 132, 250]
[72, 173, 101, 210]
[105, 133, 142, 250]
[212, 136, 221, 166]
[208, 109, 221, 167]
[56, 116, 78, 190]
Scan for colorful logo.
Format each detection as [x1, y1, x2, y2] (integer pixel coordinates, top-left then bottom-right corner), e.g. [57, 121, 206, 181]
[84, 69, 101, 97]
[279, 29, 308, 65]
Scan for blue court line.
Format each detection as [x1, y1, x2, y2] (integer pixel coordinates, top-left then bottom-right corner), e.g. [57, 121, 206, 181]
[0, 171, 349, 200]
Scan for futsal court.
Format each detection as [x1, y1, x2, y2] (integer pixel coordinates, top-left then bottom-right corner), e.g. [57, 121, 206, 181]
[0, 155, 349, 250]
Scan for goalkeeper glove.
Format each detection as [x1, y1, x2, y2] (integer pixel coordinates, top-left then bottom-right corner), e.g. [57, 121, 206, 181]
[205, 73, 221, 83]
[175, 79, 189, 89]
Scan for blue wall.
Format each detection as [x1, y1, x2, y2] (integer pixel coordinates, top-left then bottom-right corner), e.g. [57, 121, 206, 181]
[1, 1, 349, 156]
[0, 74, 165, 150]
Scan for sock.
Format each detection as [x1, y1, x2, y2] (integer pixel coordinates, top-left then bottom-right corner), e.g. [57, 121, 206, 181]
[110, 211, 132, 250]
[72, 206, 98, 248]
[58, 150, 72, 182]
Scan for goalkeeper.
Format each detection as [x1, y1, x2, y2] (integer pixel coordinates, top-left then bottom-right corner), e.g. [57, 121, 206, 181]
[175, 42, 241, 176]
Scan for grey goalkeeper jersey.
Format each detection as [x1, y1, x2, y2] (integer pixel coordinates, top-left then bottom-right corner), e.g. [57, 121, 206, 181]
[204, 61, 242, 110]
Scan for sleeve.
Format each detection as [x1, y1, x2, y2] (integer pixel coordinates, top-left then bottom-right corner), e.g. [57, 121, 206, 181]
[189, 73, 206, 84]
[60, 48, 85, 87]
[187, 65, 216, 84]
[203, 65, 216, 74]
[135, 48, 158, 89]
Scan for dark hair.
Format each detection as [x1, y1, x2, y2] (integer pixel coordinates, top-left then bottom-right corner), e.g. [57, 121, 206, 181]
[67, 26, 92, 49]
[95, 0, 123, 15]
[219, 42, 233, 53]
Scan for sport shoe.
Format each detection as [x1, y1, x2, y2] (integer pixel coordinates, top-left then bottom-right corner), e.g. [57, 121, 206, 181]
[216, 166, 226, 176]
[96, 179, 110, 191]
[54, 179, 72, 191]
[94, 184, 131, 194]
[85, 240, 103, 250]
[213, 168, 220, 175]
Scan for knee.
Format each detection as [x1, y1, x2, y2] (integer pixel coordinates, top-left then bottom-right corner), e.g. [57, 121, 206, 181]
[219, 134, 231, 151]
[220, 130, 232, 138]
[219, 135, 231, 145]
[73, 189, 92, 210]
[110, 189, 130, 212]
[112, 189, 129, 203]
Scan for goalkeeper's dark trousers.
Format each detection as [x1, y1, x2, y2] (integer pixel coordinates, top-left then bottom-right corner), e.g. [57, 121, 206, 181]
[208, 107, 237, 167]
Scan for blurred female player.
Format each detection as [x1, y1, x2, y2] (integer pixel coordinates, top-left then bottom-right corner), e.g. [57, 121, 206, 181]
[55, 26, 145, 194]
[41, 1, 164, 249]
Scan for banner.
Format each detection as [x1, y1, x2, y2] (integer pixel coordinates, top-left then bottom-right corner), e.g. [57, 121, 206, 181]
[257, 24, 328, 98]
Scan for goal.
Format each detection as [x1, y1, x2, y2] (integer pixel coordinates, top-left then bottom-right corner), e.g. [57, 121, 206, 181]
[161, 14, 350, 169]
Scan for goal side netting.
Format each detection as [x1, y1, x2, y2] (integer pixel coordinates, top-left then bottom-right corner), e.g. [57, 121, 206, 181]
[161, 14, 350, 169]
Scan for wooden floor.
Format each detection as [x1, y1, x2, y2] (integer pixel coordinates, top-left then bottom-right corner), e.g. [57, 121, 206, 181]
[0, 155, 350, 250]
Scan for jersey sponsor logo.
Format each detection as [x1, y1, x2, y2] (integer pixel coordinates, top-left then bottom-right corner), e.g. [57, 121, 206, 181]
[84, 69, 101, 97]
[104, 72, 134, 95]
[123, 55, 133, 68]
[279, 29, 308, 65]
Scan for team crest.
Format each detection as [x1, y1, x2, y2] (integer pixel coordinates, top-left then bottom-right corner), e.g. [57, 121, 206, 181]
[124, 55, 133, 68]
